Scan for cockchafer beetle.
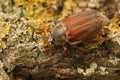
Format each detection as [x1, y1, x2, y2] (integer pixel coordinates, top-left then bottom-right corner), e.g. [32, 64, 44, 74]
[36, 10, 110, 53]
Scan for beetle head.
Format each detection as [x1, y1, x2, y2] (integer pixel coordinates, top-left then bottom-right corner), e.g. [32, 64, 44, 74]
[51, 23, 67, 45]
[100, 13, 110, 26]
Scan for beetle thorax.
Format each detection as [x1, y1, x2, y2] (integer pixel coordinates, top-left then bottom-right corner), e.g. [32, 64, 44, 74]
[51, 23, 67, 45]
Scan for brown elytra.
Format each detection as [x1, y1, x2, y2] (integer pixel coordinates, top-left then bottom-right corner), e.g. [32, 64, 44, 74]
[52, 10, 109, 45]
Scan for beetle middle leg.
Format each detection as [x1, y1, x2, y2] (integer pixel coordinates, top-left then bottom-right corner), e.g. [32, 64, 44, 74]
[72, 45, 89, 54]
[64, 43, 89, 54]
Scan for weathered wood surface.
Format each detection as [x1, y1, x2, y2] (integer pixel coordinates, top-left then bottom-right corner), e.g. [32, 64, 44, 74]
[0, 40, 120, 80]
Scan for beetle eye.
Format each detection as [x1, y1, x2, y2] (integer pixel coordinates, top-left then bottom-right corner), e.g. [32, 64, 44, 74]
[51, 38, 55, 44]
[49, 34, 55, 45]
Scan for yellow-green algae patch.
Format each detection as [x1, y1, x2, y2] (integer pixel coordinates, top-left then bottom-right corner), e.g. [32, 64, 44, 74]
[77, 62, 97, 76]
[106, 12, 120, 45]
[0, 21, 10, 52]
[0, 42, 6, 52]
[99, 66, 109, 75]
[0, 21, 10, 39]
[109, 56, 120, 66]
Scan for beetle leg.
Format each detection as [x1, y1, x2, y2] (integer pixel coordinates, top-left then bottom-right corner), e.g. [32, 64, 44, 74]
[93, 35, 120, 42]
[72, 45, 88, 54]
[43, 47, 53, 52]
[104, 35, 120, 41]
[63, 44, 68, 54]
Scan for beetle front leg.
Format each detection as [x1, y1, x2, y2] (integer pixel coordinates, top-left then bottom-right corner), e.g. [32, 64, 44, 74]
[43, 47, 53, 52]
[63, 44, 68, 54]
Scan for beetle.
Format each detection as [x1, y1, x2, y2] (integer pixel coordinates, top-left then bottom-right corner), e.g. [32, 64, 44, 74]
[37, 10, 110, 53]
